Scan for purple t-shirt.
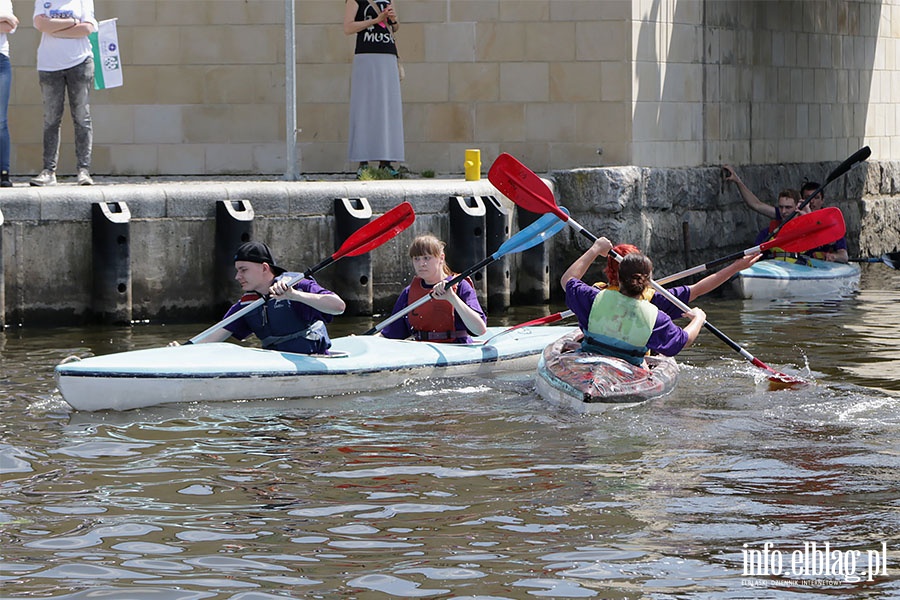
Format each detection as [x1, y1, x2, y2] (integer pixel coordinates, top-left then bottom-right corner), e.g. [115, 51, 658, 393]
[650, 285, 691, 320]
[223, 276, 335, 341]
[381, 277, 486, 343]
[565, 279, 688, 357]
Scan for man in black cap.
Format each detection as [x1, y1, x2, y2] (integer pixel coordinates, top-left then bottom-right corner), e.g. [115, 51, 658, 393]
[186, 241, 346, 354]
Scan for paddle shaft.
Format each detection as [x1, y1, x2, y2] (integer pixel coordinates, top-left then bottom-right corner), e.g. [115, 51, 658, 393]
[850, 253, 899, 269]
[479, 310, 575, 346]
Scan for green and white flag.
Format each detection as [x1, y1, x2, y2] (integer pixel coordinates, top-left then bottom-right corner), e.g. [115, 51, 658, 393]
[89, 18, 123, 90]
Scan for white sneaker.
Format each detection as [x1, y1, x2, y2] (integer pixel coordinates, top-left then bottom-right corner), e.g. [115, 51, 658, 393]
[77, 168, 94, 186]
[30, 169, 57, 186]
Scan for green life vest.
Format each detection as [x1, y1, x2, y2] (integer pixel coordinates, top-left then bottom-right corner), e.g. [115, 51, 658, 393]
[582, 289, 658, 366]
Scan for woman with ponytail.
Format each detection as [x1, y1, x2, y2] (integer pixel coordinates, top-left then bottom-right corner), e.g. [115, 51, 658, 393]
[561, 237, 707, 366]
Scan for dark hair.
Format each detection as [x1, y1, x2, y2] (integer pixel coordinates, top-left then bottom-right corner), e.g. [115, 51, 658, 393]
[605, 243, 640, 286]
[617, 253, 653, 297]
[778, 189, 800, 203]
[801, 181, 822, 200]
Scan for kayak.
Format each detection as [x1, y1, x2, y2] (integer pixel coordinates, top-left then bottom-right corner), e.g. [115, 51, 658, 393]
[732, 257, 860, 300]
[55, 325, 577, 412]
[535, 331, 679, 413]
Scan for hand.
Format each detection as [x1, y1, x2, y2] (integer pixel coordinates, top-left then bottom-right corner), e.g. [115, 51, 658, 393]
[431, 280, 454, 301]
[722, 165, 740, 184]
[269, 280, 292, 298]
[592, 237, 613, 258]
[685, 307, 706, 324]
[167, 340, 181, 347]
[383, 4, 397, 23]
[735, 252, 762, 270]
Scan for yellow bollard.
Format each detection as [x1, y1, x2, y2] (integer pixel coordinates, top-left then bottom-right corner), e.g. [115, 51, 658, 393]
[464, 149, 481, 181]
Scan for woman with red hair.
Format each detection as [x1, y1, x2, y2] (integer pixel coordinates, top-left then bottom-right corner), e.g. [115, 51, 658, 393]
[597, 243, 760, 320]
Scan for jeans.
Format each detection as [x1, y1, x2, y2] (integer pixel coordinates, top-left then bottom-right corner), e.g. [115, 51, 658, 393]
[0, 53, 11, 173]
[39, 57, 93, 171]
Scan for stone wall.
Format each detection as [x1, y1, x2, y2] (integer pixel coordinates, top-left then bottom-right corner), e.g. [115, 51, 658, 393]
[2, 162, 897, 327]
[549, 159, 900, 280]
[5, 0, 897, 176]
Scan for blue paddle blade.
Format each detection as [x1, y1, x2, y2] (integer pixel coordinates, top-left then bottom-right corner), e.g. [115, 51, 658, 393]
[492, 208, 569, 258]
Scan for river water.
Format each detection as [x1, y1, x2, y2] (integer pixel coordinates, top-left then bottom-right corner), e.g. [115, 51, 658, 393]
[1, 266, 898, 599]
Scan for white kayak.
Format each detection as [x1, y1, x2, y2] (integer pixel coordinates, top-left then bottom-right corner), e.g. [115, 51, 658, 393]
[733, 257, 860, 300]
[55, 325, 577, 412]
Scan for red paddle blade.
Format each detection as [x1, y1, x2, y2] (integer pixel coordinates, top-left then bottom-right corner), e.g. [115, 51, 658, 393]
[763, 207, 846, 253]
[488, 153, 568, 220]
[768, 373, 809, 390]
[335, 201, 415, 259]
[751, 358, 809, 389]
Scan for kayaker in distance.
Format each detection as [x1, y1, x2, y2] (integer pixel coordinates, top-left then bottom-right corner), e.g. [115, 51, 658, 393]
[561, 237, 707, 367]
[799, 181, 849, 263]
[170, 241, 346, 354]
[597, 242, 761, 321]
[380, 234, 487, 343]
[723, 165, 848, 263]
[751, 189, 801, 247]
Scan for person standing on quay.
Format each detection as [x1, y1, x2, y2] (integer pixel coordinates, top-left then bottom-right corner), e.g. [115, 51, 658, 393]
[31, 0, 97, 187]
[343, 0, 404, 179]
[0, 0, 17, 188]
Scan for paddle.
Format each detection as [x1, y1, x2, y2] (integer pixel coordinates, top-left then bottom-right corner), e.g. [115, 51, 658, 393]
[655, 207, 846, 286]
[363, 211, 568, 336]
[488, 152, 806, 387]
[188, 201, 416, 344]
[849, 252, 900, 270]
[479, 309, 575, 346]
[768, 146, 871, 241]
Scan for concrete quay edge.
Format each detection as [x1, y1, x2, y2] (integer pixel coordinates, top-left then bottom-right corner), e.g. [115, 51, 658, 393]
[0, 177, 521, 222]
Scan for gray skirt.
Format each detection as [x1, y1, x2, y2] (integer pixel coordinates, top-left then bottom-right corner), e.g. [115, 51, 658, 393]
[348, 53, 405, 164]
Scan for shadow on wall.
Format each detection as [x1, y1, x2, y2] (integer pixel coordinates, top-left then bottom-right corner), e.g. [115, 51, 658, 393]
[634, 0, 881, 167]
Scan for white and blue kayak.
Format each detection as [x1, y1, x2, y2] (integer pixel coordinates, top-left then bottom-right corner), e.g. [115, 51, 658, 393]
[733, 258, 861, 300]
[55, 325, 577, 412]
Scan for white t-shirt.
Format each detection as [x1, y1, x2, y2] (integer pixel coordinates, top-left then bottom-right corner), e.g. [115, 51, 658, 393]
[33, 0, 97, 71]
[0, 0, 16, 58]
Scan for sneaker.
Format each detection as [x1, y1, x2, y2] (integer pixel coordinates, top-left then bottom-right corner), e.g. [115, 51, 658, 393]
[0, 170, 11, 188]
[77, 168, 94, 186]
[30, 169, 57, 186]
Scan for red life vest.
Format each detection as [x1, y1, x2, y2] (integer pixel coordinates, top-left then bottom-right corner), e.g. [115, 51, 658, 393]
[406, 276, 469, 343]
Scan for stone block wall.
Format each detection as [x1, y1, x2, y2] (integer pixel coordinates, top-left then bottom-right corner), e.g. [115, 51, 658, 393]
[5, 0, 899, 176]
[549, 159, 899, 284]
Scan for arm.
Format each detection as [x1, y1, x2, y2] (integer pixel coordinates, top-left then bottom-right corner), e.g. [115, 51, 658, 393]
[679, 308, 706, 350]
[34, 13, 94, 37]
[344, 0, 390, 36]
[0, 12, 18, 33]
[723, 165, 776, 219]
[270, 280, 346, 315]
[50, 20, 94, 38]
[687, 253, 761, 301]
[560, 237, 613, 288]
[432, 280, 487, 336]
